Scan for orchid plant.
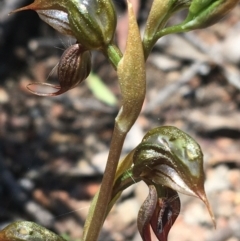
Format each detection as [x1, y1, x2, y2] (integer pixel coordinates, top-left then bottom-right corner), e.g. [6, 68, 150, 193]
[0, 0, 238, 241]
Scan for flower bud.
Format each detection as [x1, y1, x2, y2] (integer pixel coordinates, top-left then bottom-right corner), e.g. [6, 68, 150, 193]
[27, 44, 91, 96]
[180, 0, 239, 30]
[143, 0, 191, 57]
[157, 0, 239, 36]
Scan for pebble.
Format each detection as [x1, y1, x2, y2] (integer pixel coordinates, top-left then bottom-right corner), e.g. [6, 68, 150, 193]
[150, 54, 181, 71]
[157, 34, 209, 62]
[91, 151, 108, 174]
[122, 122, 144, 152]
[0, 87, 9, 103]
[205, 165, 231, 193]
[183, 201, 212, 226]
[115, 199, 140, 225]
[221, 25, 240, 64]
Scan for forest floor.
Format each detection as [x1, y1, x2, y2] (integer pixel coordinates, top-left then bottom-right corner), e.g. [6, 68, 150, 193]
[0, 1, 240, 241]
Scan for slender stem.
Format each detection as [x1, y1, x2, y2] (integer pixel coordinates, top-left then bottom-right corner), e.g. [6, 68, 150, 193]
[143, 36, 157, 61]
[83, 123, 126, 241]
[103, 43, 123, 69]
[82, 41, 125, 241]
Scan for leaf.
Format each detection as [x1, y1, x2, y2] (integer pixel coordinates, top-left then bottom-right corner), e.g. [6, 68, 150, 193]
[86, 72, 117, 106]
[0, 221, 65, 241]
[183, 0, 239, 29]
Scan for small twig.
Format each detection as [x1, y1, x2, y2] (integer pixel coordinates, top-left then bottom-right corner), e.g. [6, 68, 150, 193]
[145, 61, 205, 113]
[183, 32, 240, 90]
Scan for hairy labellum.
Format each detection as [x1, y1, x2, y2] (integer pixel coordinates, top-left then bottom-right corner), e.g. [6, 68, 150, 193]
[137, 185, 180, 241]
[151, 188, 180, 241]
[27, 44, 91, 96]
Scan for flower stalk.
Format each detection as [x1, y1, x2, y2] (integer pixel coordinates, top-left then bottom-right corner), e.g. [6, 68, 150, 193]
[83, 1, 146, 240]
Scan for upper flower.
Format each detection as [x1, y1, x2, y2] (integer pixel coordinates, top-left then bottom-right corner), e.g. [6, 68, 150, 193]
[11, 0, 117, 50]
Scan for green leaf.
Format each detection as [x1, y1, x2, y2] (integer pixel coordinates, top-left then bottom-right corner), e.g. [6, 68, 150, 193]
[86, 72, 117, 106]
[0, 221, 65, 241]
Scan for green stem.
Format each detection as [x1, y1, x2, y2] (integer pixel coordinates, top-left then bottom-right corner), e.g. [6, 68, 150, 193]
[82, 123, 127, 241]
[142, 36, 158, 61]
[82, 45, 123, 241]
[81, 43, 124, 241]
[103, 43, 123, 69]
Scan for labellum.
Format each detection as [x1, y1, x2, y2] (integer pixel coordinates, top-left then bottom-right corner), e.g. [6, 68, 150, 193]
[150, 187, 180, 241]
[27, 44, 91, 96]
[137, 185, 158, 241]
[137, 185, 180, 241]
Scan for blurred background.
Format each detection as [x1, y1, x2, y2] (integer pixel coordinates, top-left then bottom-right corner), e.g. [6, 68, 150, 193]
[0, 0, 240, 240]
